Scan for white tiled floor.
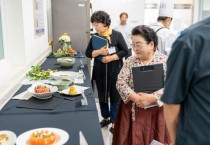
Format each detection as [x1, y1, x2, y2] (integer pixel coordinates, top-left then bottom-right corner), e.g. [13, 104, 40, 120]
[96, 102, 113, 145]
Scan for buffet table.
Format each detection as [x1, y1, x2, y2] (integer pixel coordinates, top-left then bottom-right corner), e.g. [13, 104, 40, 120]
[0, 56, 104, 145]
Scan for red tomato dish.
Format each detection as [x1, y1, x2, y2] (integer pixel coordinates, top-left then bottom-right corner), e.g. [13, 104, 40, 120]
[34, 85, 51, 93]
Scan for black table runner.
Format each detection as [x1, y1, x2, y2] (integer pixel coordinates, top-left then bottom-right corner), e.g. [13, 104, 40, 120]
[0, 56, 104, 145]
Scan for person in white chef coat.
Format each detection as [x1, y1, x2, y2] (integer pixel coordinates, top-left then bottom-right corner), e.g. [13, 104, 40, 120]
[150, 0, 177, 56]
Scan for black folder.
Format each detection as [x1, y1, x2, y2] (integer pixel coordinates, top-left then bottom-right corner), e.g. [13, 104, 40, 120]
[92, 35, 107, 61]
[132, 63, 164, 93]
[132, 64, 164, 108]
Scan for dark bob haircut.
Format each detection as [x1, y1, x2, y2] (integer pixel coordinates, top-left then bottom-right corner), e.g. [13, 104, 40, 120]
[131, 25, 158, 48]
[91, 11, 111, 27]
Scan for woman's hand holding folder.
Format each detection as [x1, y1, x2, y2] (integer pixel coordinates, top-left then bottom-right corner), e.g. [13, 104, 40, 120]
[129, 92, 157, 108]
[100, 46, 109, 55]
[136, 93, 157, 108]
[102, 54, 118, 63]
[92, 46, 108, 57]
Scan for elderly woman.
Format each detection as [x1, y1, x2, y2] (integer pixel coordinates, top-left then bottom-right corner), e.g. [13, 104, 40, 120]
[112, 25, 171, 145]
[85, 11, 128, 133]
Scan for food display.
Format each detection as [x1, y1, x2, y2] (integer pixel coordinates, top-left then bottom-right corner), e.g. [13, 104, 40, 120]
[53, 48, 77, 57]
[34, 85, 51, 93]
[28, 130, 58, 145]
[26, 65, 57, 80]
[69, 86, 78, 94]
[0, 133, 9, 145]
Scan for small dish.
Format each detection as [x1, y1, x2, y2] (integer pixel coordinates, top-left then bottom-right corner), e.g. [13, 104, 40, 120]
[61, 86, 82, 96]
[0, 130, 17, 145]
[28, 83, 58, 99]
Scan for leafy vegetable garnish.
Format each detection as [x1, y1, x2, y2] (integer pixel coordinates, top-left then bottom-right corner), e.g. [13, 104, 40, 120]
[53, 48, 77, 57]
[26, 65, 57, 80]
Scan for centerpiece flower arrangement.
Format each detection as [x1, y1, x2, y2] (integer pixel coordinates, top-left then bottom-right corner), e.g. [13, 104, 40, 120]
[53, 33, 77, 57]
[59, 33, 71, 51]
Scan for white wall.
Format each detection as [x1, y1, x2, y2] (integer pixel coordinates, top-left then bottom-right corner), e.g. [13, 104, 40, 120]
[1, 0, 49, 66]
[2, 0, 26, 66]
[22, 0, 49, 65]
[0, 0, 51, 104]
[47, 0, 53, 41]
[91, 0, 145, 29]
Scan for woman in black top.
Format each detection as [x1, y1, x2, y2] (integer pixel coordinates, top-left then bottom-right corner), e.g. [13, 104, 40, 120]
[85, 11, 128, 133]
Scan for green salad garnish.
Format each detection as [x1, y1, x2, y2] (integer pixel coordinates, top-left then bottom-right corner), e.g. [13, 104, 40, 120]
[26, 65, 57, 80]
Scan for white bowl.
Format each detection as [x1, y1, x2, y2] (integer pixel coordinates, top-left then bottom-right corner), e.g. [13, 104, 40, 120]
[28, 83, 58, 99]
[51, 71, 77, 80]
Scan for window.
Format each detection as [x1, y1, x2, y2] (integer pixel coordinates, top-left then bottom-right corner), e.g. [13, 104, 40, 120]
[0, 2, 4, 60]
[199, 0, 210, 20]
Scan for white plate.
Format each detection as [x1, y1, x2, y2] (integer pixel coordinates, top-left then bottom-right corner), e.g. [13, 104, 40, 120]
[51, 71, 78, 80]
[61, 85, 81, 96]
[0, 130, 17, 145]
[28, 83, 58, 99]
[16, 128, 69, 145]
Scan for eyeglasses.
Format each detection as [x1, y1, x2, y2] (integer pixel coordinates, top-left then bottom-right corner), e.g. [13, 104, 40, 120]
[131, 42, 148, 50]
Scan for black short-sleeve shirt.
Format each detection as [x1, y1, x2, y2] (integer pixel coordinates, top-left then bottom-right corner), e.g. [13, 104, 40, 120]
[161, 17, 210, 145]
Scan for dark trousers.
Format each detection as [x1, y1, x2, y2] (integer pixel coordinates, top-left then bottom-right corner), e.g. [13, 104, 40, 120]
[125, 48, 132, 59]
[99, 101, 119, 124]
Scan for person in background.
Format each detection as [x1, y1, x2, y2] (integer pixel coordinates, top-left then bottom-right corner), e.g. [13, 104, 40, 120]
[114, 12, 132, 59]
[85, 11, 128, 133]
[161, 17, 210, 145]
[112, 25, 171, 145]
[150, 0, 177, 56]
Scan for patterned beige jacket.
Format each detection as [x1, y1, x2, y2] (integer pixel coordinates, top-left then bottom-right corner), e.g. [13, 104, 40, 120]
[116, 51, 167, 121]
